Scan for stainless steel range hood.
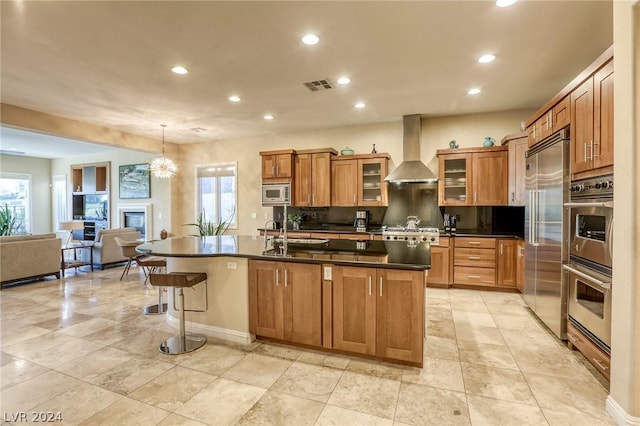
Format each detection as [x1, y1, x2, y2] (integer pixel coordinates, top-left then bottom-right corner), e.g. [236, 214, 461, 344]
[385, 114, 438, 183]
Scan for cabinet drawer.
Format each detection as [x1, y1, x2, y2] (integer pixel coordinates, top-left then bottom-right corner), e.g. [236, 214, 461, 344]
[454, 237, 495, 249]
[454, 248, 496, 267]
[454, 266, 496, 285]
[567, 322, 610, 381]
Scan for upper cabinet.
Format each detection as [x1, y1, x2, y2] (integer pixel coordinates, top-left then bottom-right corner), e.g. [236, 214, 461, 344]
[570, 59, 614, 178]
[528, 97, 571, 148]
[260, 150, 294, 183]
[72, 163, 110, 194]
[331, 154, 389, 207]
[294, 149, 336, 207]
[501, 131, 528, 206]
[437, 147, 508, 206]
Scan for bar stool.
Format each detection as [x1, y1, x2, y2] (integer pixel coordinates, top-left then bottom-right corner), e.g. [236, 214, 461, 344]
[149, 272, 208, 354]
[114, 237, 142, 280]
[137, 256, 169, 315]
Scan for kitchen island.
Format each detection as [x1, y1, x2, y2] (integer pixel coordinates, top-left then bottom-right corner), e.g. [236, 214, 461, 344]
[137, 235, 431, 366]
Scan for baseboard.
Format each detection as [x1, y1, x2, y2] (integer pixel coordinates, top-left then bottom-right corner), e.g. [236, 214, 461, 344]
[607, 395, 640, 425]
[165, 313, 253, 345]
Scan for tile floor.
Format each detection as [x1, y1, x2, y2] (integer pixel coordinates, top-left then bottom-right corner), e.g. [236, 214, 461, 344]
[0, 266, 615, 425]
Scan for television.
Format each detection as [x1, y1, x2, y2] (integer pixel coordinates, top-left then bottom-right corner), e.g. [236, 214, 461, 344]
[84, 194, 108, 220]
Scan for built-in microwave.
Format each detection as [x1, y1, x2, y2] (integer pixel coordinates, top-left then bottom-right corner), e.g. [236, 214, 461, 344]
[261, 183, 291, 206]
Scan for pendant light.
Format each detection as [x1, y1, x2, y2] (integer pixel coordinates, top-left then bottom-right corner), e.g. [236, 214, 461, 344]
[150, 124, 177, 178]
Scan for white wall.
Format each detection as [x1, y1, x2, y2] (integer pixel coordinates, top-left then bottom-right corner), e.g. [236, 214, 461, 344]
[0, 154, 52, 234]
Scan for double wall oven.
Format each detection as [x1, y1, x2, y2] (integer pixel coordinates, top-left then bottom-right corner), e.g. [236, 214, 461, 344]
[563, 174, 613, 354]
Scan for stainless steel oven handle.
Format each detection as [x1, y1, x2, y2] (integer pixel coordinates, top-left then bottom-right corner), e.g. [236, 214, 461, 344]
[562, 264, 611, 290]
[563, 202, 613, 208]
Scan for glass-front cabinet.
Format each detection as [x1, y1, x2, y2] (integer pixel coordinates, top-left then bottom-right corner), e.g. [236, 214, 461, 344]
[358, 157, 388, 206]
[438, 153, 470, 206]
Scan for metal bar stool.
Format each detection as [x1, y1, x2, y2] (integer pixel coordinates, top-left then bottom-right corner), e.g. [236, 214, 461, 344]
[137, 256, 169, 315]
[149, 272, 208, 354]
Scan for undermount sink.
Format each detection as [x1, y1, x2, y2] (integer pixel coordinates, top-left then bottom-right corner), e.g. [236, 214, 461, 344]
[274, 237, 329, 244]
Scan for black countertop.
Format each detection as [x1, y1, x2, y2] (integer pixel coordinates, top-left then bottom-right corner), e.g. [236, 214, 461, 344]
[137, 235, 430, 270]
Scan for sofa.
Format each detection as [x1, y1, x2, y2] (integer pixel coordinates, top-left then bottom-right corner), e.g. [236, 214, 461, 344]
[0, 233, 61, 287]
[89, 227, 141, 269]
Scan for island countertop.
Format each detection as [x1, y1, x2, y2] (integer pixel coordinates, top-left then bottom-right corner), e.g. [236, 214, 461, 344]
[137, 235, 430, 270]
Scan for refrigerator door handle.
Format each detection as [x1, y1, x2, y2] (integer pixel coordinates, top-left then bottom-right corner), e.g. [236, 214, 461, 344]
[528, 190, 535, 245]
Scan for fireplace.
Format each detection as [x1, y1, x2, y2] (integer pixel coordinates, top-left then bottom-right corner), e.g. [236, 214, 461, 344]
[117, 203, 152, 241]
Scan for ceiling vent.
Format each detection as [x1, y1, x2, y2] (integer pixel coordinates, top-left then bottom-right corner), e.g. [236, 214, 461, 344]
[0, 149, 26, 156]
[303, 79, 334, 92]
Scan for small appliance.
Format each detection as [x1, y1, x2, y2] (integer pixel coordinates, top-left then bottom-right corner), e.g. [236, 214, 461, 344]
[261, 183, 291, 206]
[354, 210, 369, 232]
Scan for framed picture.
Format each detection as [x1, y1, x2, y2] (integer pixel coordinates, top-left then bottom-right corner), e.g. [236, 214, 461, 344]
[119, 163, 150, 199]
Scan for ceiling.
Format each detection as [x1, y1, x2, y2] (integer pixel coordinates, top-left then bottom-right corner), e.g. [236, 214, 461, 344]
[0, 1, 613, 158]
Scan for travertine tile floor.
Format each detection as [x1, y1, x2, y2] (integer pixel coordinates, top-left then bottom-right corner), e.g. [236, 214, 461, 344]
[0, 266, 615, 425]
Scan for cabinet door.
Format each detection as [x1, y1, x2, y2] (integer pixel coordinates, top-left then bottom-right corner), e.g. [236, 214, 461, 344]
[427, 246, 450, 285]
[508, 137, 528, 206]
[331, 160, 358, 206]
[439, 153, 471, 206]
[376, 269, 424, 364]
[332, 266, 376, 355]
[593, 61, 614, 170]
[497, 239, 517, 287]
[261, 155, 277, 179]
[312, 152, 332, 206]
[527, 122, 539, 148]
[276, 154, 293, 178]
[358, 158, 388, 206]
[473, 151, 508, 206]
[552, 96, 571, 131]
[294, 154, 312, 206]
[283, 263, 322, 346]
[538, 112, 553, 141]
[248, 260, 284, 339]
[570, 77, 594, 175]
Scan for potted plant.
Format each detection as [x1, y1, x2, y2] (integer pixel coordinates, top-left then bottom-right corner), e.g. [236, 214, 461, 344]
[0, 204, 20, 236]
[184, 209, 234, 237]
[288, 213, 303, 231]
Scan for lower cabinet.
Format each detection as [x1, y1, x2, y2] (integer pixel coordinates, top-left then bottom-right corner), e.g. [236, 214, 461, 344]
[497, 239, 517, 287]
[332, 266, 424, 364]
[248, 260, 322, 346]
[427, 237, 450, 286]
[453, 237, 497, 286]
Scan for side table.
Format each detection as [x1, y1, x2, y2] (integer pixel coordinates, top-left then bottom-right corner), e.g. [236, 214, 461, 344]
[61, 241, 94, 275]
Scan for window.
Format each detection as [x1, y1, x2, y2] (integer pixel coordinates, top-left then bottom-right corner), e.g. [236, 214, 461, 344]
[0, 172, 30, 234]
[196, 162, 237, 229]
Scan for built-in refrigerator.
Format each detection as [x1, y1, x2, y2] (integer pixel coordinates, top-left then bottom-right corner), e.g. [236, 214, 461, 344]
[524, 129, 570, 340]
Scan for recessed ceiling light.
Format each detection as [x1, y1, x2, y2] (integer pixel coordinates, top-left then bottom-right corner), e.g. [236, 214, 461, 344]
[302, 34, 319, 45]
[264, 114, 274, 120]
[478, 54, 496, 63]
[337, 77, 351, 85]
[228, 95, 241, 102]
[171, 66, 188, 75]
[496, 0, 517, 7]
[354, 102, 366, 109]
[468, 88, 481, 95]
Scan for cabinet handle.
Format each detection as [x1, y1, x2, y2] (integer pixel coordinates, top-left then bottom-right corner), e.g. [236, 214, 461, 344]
[511, 192, 515, 202]
[583, 143, 588, 162]
[474, 192, 477, 203]
[353, 194, 356, 204]
[275, 165, 279, 176]
[592, 358, 609, 371]
[468, 256, 481, 260]
[500, 244, 503, 255]
[567, 333, 580, 344]
[379, 276, 383, 297]
[368, 276, 372, 296]
[284, 269, 288, 288]
[312, 194, 315, 204]
[275, 269, 279, 286]
[468, 241, 481, 245]
[468, 275, 481, 279]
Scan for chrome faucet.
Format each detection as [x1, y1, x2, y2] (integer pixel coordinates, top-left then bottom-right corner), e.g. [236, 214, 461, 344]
[263, 220, 276, 250]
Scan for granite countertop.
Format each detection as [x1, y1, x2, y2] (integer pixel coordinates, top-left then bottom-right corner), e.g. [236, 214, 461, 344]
[260, 225, 384, 234]
[439, 229, 523, 238]
[137, 235, 430, 270]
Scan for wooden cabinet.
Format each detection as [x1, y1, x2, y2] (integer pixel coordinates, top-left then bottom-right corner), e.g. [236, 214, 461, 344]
[248, 260, 322, 346]
[332, 266, 424, 365]
[567, 321, 610, 381]
[497, 239, 517, 287]
[570, 59, 614, 178]
[453, 237, 496, 286]
[427, 237, 450, 286]
[260, 150, 294, 182]
[71, 163, 109, 194]
[528, 97, 571, 149]
[331, 154, 389, 207]
[294, 149, 336, 207]
[516, 240, 525, 293]
[438, 147, 508, 206]
[502, 132, 528, 206]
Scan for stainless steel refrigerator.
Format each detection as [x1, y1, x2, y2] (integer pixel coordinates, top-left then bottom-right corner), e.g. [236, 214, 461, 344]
[524, 129, 570, 340]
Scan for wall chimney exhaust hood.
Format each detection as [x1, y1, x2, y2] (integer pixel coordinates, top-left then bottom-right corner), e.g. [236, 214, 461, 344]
[384, 114, 438, 183]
